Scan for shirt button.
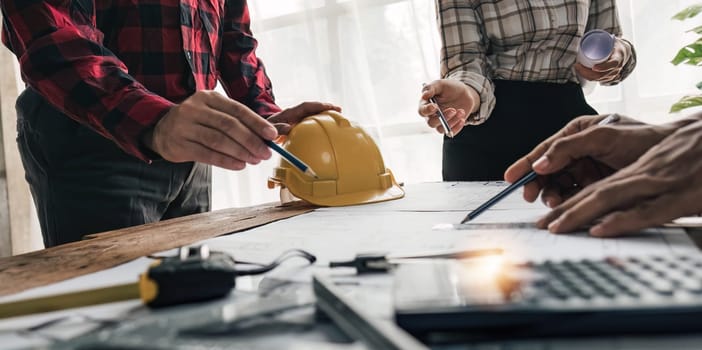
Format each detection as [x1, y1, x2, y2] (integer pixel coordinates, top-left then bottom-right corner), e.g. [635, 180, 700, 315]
[186, 52, 192, 61]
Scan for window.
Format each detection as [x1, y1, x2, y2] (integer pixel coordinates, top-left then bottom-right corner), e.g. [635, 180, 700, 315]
[215, 0, 701, 210]
[213, 0, 444, 209]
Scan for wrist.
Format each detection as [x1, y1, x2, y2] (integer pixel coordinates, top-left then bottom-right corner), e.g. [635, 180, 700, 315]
[688, 111, 702, 122]
[465, 85, 480, 113]
[138, 126, 163, 160]
[465, 85, 481, 122]
[665, 117, 700, 132]
[140, 127, 155, 150]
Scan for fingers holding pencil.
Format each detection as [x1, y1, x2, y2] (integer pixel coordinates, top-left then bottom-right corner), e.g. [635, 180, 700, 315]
[265, 140, 318, 179]
[418, 80, 480, 137]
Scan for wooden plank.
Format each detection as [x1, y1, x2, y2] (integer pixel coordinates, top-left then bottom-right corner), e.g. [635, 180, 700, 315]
[0, 201, 316, 297]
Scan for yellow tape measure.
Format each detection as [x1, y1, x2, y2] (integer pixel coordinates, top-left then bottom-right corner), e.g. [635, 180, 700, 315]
[0, 246, 237, 319]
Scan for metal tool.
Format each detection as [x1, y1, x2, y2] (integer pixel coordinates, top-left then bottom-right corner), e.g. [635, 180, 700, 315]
[0, 246, 316, 319]
[329, 248, 503, 274]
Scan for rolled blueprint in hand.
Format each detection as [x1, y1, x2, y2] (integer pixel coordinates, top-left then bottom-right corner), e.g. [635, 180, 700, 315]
[577, 29, 615, 68]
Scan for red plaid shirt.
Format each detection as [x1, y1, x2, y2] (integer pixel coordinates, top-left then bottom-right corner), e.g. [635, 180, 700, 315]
[1, 0, 281, 161]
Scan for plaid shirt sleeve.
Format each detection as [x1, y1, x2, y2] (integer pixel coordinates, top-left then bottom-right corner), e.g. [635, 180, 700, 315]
[437, 0, 495, 125]
[219, 0, 281, 117]
[587, 0, 637, 86]
[1, 1, 173, 162]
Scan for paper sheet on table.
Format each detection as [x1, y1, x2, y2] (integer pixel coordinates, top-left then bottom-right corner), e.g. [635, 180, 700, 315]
[202, 209, 700, 266]
[315, 182, 535, 212]
[5, 182, 700, 350]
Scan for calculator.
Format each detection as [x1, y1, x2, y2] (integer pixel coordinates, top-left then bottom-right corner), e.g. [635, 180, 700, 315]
[393, 255, 702, 339]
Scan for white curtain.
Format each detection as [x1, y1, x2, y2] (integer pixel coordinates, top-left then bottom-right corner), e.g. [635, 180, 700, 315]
[213, 0, 702, 210]
[585, 0, 702, 122]
[213, 0, 445, 209]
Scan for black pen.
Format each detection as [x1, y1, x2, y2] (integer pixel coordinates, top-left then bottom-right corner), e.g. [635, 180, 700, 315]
[460, 113, 620, 224]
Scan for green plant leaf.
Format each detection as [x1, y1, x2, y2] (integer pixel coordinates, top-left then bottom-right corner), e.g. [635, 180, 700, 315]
[670, 95, 702, 113]
[670, 5, 702, 114]
[673, 5, 702, 20]
[671, 42, 702, 65]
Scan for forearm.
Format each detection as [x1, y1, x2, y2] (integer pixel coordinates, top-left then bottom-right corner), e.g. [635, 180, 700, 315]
[219, 0, 280, 117]
[19, 31, 174, 161]
[686, 111, 702, 122]
[587, 0, 637, 85]
[654, 112, 702, 136]
[443, 70, 490, 123]
[437, 0, 494, 123]
[2, 1, 173, 161]
[608, 38, 636, 84]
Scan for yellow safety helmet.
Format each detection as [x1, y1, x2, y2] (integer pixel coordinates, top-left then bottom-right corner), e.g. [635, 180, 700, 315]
[267, 111, 404, 206]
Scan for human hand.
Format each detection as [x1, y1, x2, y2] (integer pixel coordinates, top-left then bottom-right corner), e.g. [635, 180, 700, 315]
[142, 90, 277, 171]
[267, 101, 341, 136]
[540, 121, 702, 236]
[574, 38, 629, 83]
[504, 115, 676, 208]
[418, 79, 480, 136]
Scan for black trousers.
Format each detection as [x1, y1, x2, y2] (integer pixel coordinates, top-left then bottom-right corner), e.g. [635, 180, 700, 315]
[443, 80, 598, 181]
[16, 88, 211, 247]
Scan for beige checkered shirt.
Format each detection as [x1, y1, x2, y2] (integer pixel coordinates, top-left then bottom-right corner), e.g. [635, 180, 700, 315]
[437, 0, 637, 123]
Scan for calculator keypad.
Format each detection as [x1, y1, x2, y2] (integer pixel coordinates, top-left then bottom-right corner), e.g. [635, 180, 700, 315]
[523, 255, 702, 305]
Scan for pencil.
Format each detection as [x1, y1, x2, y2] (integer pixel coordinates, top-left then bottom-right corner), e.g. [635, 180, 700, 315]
[460, 172, 538, 224]
[423, 83, 454, 138]
[265, 140, 318, 178]
[460, 113, 621, 224]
